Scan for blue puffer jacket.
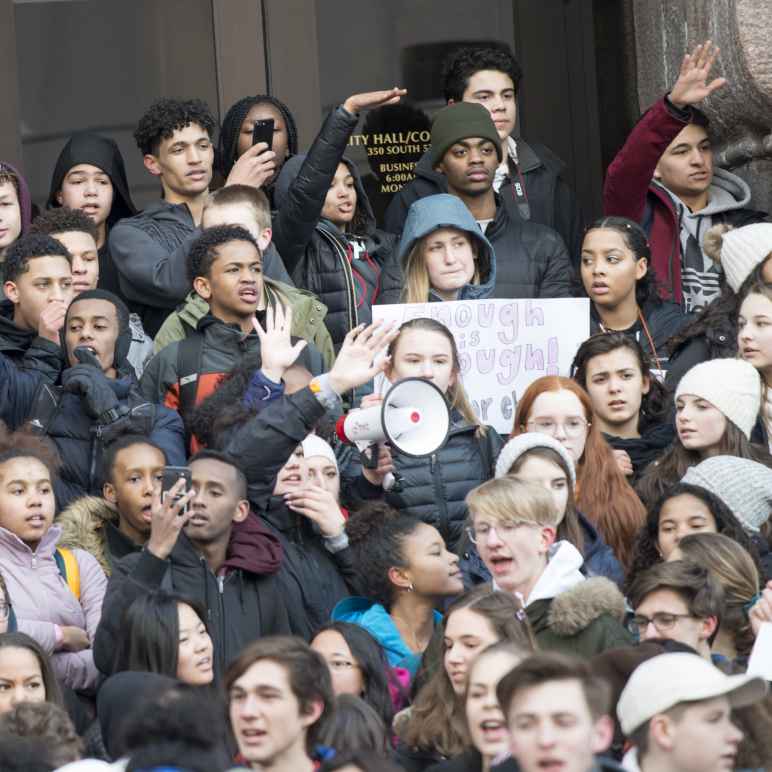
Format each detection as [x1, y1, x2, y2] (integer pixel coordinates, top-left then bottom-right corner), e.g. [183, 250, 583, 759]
[396, 193, 497, 302]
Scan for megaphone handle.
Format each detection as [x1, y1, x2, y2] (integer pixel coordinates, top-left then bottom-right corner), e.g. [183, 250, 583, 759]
[361, 442, 380, 469]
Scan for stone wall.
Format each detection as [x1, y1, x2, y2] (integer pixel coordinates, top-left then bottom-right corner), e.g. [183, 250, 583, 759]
[631, 0, 772, 213]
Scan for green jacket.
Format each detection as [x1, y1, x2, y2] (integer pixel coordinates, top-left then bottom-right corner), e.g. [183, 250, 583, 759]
[153, 279, 335, 369]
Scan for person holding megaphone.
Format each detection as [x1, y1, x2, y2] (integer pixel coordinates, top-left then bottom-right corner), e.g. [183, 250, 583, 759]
[345, 317, 503, 554]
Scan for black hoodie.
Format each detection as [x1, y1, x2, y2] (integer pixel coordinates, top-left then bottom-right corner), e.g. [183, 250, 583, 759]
[47, 132, 137, 303]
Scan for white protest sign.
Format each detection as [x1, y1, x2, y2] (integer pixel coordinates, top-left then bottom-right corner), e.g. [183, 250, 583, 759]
[747, 622, 772, 680]
[373, 298, 591, 434]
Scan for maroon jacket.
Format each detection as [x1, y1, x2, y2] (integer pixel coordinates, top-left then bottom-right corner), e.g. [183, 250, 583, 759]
[603, 97, 765, 304]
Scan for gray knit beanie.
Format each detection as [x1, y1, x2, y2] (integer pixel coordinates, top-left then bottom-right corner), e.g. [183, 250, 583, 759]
[681, 456, 772, 533]
[494, 432, 577, 485]
[430, 102, 502, 167]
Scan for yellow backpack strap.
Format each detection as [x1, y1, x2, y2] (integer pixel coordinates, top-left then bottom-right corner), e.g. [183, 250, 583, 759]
[56, 548, 81, 601]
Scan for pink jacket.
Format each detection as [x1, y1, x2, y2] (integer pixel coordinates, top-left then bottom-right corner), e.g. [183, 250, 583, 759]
[0, 523, 107, 690]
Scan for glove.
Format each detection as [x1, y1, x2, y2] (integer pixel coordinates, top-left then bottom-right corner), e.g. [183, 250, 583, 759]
[62, 363, 120, 420]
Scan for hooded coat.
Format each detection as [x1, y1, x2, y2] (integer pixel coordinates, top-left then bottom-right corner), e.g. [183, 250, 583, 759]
[92, 513, 290, 679]
[603, 97, 768, 309]
[396, 193, 496, 302]
[0, 298, 64, 375]
[272, 106, 403, 349]
[46, 133, 137, 302]
[0, 161, 33, 235]
[0, 523, 107, 690]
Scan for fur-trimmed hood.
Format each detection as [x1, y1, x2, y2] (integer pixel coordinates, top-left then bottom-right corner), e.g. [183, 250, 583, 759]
[56, 496, 119, 576]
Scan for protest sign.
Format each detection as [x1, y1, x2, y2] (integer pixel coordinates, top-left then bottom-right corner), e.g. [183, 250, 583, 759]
[373, 298, 590, 434]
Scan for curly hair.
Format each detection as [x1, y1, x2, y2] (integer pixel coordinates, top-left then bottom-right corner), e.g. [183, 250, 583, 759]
[441, 45, 524, 102]
[186, 224, 259, 284]
[625, 482, 762, 591]
[29, 205, 98, 241]
[134, 97, 216, 156]
[2, 233, 71, 284]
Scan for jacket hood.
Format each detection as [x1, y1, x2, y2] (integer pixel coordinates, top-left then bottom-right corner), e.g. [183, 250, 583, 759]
[274, 152, 377, 237]
[46, 132, 137, 226]
[398, 193, 496, 293]
[223, 511, 283, 576]
[0, 299, 34, 354]
[546, 575, 627, 636]
[0, 162, 33, 234]
[658, 166, 752, 218]
[56, 495, 118, 576]
[526, 540, 586, 606]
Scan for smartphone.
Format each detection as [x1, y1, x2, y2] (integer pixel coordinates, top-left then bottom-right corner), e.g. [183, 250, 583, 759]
[161, 466, 192, 510]
[252, 118, 275, 151]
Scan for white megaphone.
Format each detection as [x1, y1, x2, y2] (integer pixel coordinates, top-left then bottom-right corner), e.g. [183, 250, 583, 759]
[336, 377, 451, 458]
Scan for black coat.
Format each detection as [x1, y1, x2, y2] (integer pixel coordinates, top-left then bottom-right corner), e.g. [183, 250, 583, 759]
[92, 529, 291, 680]
[0, 299, 64, 372]
[604, 422, 674, 483]
[384, 139, 585, 263]
[272, 106, 402, 350]
[666, 314, 736, 390]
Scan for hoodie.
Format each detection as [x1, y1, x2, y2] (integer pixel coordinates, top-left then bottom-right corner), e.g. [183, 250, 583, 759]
[332, 596, 441, 675]
[397, 193, 496, 302]
[0, 161, 33, 234]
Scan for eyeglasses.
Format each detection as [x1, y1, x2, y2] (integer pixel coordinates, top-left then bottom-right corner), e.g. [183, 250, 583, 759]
[326, 659, 360, 672]
[526, 418, 588, 438]
[627, 612, 694, 637]
[0, 603, 10, 621]
[466, 521, 538, 545]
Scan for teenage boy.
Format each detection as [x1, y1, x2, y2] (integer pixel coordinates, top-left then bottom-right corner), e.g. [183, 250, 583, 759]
[385, 45, 584, 261]
[57, 435, 167, 575]
[152, 185, 333, 368]
[109, 98, 276, 336]
[429, 102, 573, 298]
[604, 41, 767, 312]
[0, 289, 185, 508]
[0, 233, 73, 365]
[617, 652, 767, 772]
[30, 207, 154, 377]
[627, 561, 724, 660]
[93, 450, 292, 679]
[497, 652, 619, 772]
[140, 225, 324, 448]
[226, 636, 334, 772]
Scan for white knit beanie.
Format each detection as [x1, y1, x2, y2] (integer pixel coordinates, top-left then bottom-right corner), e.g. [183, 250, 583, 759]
[675, 358, 762, 439]
[494, 432, 577, 485]
[301, 434, 338, 469]
[682, 456, 772, 533]
[718, 223, 772, 292]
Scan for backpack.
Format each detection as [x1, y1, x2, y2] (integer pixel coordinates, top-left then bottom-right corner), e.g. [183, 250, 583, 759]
[54, 547, 81, 601]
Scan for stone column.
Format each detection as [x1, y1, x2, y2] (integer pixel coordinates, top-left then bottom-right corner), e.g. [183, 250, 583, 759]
[631, 0, 772, 213]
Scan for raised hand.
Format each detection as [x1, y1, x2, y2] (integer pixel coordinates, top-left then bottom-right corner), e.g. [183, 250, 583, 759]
[327, 320, 399, 396]
[253, 304, 307, 383]
[612, 449, 634, 477]
[343, 88, 407, 115]
[146, 478, 196, 561]
[284, 485, 345, 538]
[669, 41, 727, 109]
[225, 141, 277, 189]
[37, 299, 68, 345]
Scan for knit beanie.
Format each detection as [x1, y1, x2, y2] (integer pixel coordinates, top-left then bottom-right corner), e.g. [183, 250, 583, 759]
[682, 456, 772, 533]
[494, 432, 576, 485]
[675, 358, 762, 439]
[301, 434, 338, 469]
[430, 102, 502, 167]
[711, 223, 772, 292]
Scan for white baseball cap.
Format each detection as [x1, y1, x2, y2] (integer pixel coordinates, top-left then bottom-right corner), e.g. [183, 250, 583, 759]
[617, 653, 767, 735]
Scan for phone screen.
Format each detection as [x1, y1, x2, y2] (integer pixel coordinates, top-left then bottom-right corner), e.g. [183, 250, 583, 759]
[252, 118, 274, 151]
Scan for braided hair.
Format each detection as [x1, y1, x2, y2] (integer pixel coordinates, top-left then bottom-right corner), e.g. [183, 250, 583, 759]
[217, 95, 299, 178]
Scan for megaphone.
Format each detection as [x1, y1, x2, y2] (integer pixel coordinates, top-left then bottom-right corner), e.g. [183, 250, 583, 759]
[336, 377, 451, 458]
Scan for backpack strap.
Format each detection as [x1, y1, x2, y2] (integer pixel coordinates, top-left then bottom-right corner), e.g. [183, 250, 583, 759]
[54, 548, 81, 601]
[175, 333, 205, 448]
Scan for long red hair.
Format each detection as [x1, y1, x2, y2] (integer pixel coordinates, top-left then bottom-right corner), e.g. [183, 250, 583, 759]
[512, 376, 645, 569]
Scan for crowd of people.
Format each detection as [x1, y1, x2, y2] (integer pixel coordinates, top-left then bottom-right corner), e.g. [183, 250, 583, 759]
[0, 36, 771, 772]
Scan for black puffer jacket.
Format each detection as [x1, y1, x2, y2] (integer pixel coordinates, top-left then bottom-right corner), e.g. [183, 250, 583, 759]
[485, 197, 574, 299]
[384, 138, 584, 262]
[0, 299, 63, 372]
[352, 416, 504, 551]
[666, 313, 736, 389]
[272, 106, 402, 350]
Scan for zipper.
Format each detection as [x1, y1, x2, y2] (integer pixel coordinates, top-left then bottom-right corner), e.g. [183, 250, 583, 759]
[429, 452, 449, 541]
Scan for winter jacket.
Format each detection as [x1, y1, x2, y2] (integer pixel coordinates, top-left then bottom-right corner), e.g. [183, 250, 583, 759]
[518, 541, 632, 657]
[93, 515, 290, 679]
[57, 495, 142, 577]
[484, 196, 574, 300]
[351, 416, 503, 552]
[272, 106, 403, 349]
[0, 352, 185, 509]
[151, 279, 335, 369]
[384, 138, 584, 263]
[604, 423, 674, 483]
[603, 97, 768, 308]
[395, 194, 496, 303]
[126, 313, 154, 379]
[589, 299, 688, 370]
[332, 597, 440, 674]
[0, 299, 65, 372]
[666, 313, 737, 390]
[262, 496, 357, 639]
[0, 523, 107, 690]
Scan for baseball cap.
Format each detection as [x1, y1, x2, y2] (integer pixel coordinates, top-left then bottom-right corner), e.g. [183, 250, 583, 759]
[617, 652, 767, 735]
